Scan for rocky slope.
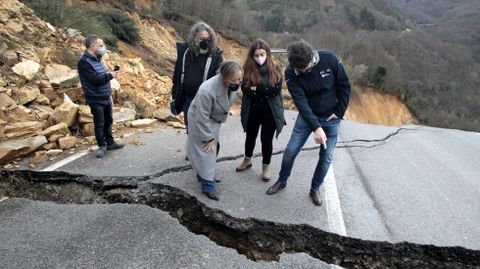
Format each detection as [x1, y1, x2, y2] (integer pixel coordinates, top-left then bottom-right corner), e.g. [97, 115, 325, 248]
[0, 0, 177, 167]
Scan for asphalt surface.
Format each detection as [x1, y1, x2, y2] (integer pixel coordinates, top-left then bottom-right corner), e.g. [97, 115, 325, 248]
[1, 110, 479, 268]
[0, 199, 327, 269]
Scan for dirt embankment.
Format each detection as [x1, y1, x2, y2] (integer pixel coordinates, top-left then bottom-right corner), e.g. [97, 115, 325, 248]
[345, 86, 417, 126]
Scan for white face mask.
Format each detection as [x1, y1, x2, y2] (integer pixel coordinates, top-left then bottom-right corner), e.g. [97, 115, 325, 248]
[96, 47, 107, 56]
[254, 55, 267, 66]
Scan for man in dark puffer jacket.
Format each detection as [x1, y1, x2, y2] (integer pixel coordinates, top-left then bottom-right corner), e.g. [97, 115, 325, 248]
[77, 34, 124, 158]
[266, 40, 351, 206]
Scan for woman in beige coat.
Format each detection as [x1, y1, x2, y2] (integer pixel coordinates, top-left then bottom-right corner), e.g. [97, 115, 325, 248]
[186, 61, 243, 201]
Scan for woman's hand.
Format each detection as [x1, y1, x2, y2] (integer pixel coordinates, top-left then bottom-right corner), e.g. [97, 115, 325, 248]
[203, 140, 216, 152]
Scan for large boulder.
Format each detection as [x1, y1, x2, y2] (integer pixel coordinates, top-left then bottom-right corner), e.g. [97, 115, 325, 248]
[39, 122, 70, 137]
[31, 105, 54, 120]
[34, 93, 50, 105]
[58, 136, 77, 150]
[1, 50, 19, 66]
[133, 95, 157, 117]
[78, 105, 93, 123]
[30, 150, 48, 165]
[46, 149, 63, 157]
[0, 92, 17, 109]
[52, 100, 79, 127]
[128, 119, 157, 128]
[81, 123, 94, 136]
[5, 106, 35, 122]
[0, 135, 47, 164]
[113, 107, 136, 123]
[13, 85, 40, 105]
[153, 108, 179, 122]
[40, 86, 57, 102]
[4, 121, 43, 140]
[61, 87, 84, 103]
[12, 60, 40, 80]
[44, 64, 79, 88]
[48, 134, 64, 143]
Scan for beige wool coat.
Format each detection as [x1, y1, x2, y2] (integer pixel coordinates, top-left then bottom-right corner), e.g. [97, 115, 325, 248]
[186, 74, 236, 181]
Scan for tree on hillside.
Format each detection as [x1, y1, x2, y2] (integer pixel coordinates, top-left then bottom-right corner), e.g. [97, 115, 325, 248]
[360, 6, 376, 30]
[103, 10, 141, 44]
[373, 66, 387, 89]
[162, 0, 180, 20]
[264, 7, 285, 32]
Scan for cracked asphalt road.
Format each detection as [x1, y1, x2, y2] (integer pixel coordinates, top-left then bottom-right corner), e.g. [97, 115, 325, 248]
[1, 111, 479, 268]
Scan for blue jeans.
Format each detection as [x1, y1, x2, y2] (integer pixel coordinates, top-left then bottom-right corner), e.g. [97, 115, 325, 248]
[182, 95, 194, 130]
[278, 115, 340, 191]
[197, 174, 216, 193]
[89, 103, 114, 147]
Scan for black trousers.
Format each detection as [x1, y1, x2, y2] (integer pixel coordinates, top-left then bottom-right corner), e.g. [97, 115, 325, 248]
[245, 107, 276, 164]
[89, 103, 114, 147]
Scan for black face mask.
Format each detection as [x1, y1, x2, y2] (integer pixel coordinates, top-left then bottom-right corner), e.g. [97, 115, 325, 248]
[199, 39, 209, 50]
[228, 83, 240, 92]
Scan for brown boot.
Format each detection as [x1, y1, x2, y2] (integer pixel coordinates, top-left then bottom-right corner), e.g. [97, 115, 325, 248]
[266, 180, 286, 195]
[262, 164, 271, 182]
[236, 157, 252, 171]
[309, 189, 322, 206]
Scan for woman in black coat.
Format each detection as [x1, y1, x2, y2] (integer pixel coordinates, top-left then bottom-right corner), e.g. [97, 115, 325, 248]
[170, 21, 223, 128]
[236, 39, 285, 181]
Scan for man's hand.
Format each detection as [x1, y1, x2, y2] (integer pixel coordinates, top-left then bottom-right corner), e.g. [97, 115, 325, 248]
[203, 140, 216, 153]
[313, 127, 327, 149]
[110, 71, 119, 78]
[326, 113, 338, 121]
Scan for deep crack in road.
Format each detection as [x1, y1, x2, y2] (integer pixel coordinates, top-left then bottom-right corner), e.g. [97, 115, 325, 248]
[1, 169, 479, 269]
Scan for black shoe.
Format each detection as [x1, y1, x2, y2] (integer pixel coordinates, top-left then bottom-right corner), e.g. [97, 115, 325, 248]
[95, 146, 107, 158]
[309, 189, 322, 206]
[203, 191, 219, 201]
[266, 180, 286, 195]
[107, 142, 124, 151]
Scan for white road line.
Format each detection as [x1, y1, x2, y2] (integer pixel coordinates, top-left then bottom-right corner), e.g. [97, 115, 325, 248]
[0, 197, 9, 203]
[41, 151, 89, 172]
[324, 165, 347, 269]
[324, 166, 347, 236]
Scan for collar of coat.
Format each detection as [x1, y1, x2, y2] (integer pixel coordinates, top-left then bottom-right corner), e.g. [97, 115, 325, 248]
[211, 74, 231, 113]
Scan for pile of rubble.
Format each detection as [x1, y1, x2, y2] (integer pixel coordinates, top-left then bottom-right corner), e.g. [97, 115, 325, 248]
[0, 1, 182, 167]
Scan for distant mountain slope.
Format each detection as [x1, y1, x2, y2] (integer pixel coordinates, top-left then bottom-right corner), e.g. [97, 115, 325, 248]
[392, 0, 480, 62]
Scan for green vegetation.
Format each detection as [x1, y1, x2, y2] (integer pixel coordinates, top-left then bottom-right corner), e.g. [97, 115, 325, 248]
[20, 0, 140, 50]
[149, 0, 478, 131]
[102, 10, 140, 44]
[55, 48, 78, 69]
[19, 0, 479, 131]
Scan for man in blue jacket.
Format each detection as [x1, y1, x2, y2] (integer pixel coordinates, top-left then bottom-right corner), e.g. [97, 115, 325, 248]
[77, 34, 124, 158]
[266, 40, 351, 206]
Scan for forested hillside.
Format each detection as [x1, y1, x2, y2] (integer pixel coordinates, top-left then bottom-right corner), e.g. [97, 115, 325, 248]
[20, 0, 480, 131]
[392, 0, 480, 62]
